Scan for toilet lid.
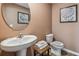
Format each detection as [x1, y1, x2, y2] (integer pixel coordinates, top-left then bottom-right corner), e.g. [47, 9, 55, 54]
[50, 41, 64, 48]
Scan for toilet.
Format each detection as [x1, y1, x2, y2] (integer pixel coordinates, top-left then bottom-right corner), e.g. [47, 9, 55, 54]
[46, 34, 64, 56]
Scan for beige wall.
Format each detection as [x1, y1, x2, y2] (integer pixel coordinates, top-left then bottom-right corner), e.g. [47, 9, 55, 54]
[52, 3, 79, 52]
[0, 3, 52, 56]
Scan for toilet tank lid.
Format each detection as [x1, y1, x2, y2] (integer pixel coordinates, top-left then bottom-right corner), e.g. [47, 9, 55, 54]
[46, 34, 53, 36]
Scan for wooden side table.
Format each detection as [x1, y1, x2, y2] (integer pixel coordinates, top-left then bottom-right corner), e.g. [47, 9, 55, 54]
[33, 45, 50, 56]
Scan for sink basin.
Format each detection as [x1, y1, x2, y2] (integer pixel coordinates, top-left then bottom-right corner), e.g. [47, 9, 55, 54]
[0, 35, 37, 56]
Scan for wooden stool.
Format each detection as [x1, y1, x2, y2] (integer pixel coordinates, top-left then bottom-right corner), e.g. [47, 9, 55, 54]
[33, 45, 49, 56]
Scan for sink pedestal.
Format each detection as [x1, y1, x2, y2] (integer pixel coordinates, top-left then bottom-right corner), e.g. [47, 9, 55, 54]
[16, 49, 27, 56]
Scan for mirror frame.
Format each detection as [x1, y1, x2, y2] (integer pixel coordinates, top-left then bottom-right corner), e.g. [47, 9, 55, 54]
[1, 3, 31, 31]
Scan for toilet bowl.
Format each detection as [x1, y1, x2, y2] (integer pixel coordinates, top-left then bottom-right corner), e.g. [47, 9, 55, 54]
[46, 34, 64, 56]
[50, 41, 64, 56]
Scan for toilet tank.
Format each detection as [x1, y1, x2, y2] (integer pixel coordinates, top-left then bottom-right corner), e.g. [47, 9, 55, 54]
[46, 34, 53, 43]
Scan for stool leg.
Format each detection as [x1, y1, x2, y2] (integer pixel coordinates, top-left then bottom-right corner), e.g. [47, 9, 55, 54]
[48, 49, 49, 56]
[40, 53, 43, 56]
[34, 50, 36, 56]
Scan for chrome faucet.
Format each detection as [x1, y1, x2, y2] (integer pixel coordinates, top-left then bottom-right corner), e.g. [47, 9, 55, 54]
[17, 33, 23, 38]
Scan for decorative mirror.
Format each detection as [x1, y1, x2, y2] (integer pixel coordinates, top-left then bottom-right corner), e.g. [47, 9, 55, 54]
[1, 3, 31, 31]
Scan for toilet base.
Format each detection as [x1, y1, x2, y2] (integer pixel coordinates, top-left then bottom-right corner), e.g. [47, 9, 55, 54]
[50, 47, 61, 56]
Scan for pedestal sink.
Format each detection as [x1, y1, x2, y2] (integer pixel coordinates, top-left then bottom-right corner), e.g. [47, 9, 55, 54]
[0, 35, 37, 56]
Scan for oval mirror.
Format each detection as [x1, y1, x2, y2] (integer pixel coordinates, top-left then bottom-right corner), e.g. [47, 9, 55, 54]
[1, 3, 31, 31]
